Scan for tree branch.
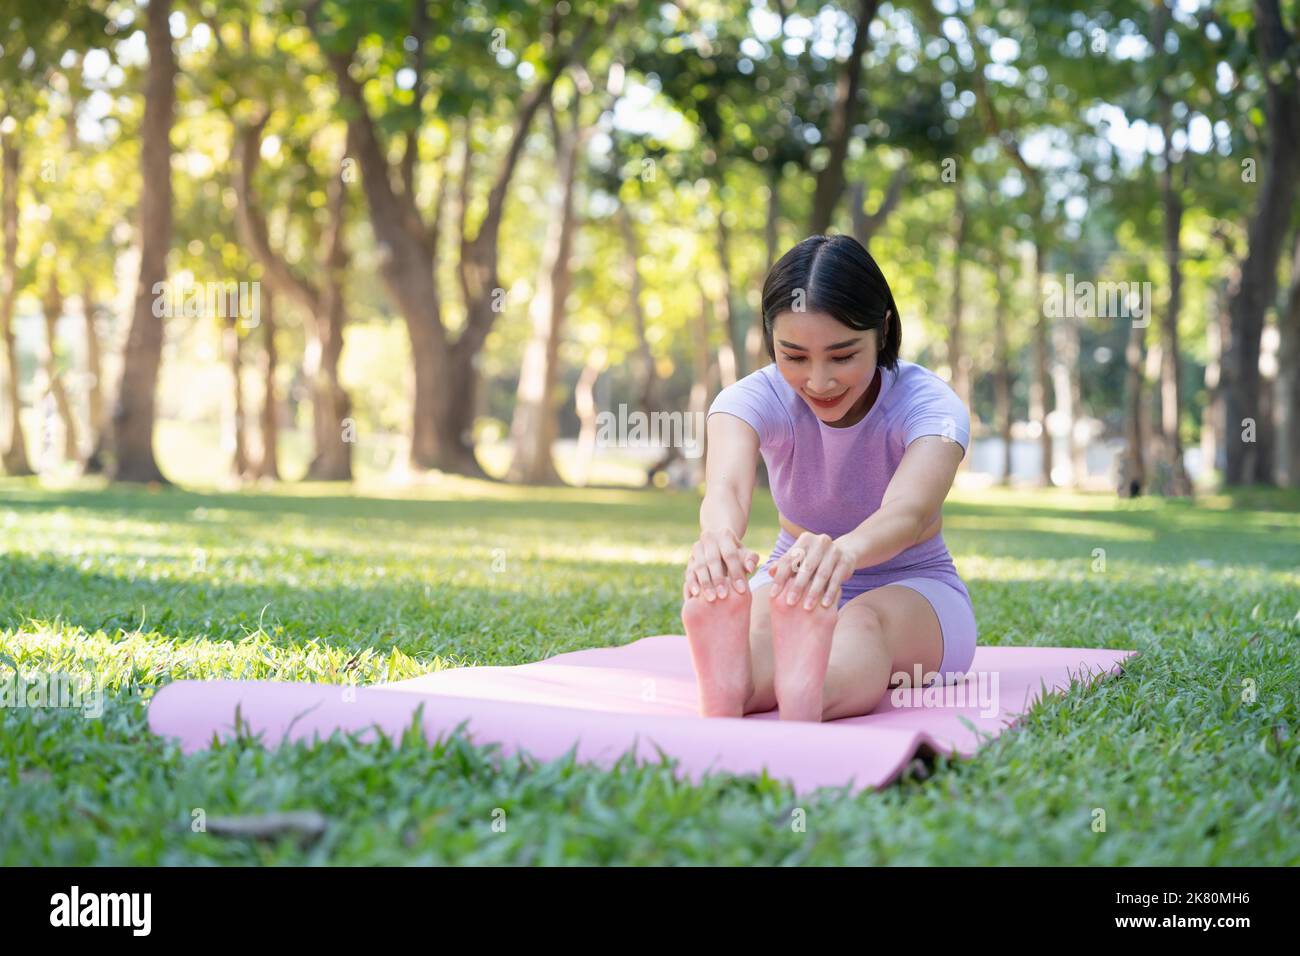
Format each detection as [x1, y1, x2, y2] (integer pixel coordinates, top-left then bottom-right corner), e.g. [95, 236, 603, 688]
[233, 113, 323, 317]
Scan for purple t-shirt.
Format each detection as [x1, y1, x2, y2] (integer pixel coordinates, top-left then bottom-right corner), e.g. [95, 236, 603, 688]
[706, 358, 972, 604]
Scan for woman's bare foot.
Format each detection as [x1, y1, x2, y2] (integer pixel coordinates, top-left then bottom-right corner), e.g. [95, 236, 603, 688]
[681, 585, 754, 717]
[769, 591, 838, 721]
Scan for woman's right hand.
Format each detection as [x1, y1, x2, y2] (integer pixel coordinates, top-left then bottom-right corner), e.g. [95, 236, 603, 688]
[684, 528, 760, 602]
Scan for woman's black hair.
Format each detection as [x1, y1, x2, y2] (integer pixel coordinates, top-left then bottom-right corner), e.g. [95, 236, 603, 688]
[761, 234, 901, 370]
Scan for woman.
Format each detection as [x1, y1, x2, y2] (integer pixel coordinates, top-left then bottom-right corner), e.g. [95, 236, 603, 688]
[681, 233, 976, 722]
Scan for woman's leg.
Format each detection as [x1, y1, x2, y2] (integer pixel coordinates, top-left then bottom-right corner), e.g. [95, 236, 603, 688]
[819, 584, 945, 721]
[742, 581, 778, 715]
[681, 583, 755, 717]
[768, 580, 842, 721]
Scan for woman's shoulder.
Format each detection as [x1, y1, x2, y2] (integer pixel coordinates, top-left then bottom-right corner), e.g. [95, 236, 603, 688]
[712, 361, 786, 403]
[886, 359, 971, 449]
[707, 362, 795, 447]
[890, 359, 962, 404]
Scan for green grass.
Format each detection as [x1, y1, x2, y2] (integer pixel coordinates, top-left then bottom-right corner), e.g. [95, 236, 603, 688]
[1, 475, 1297, 865]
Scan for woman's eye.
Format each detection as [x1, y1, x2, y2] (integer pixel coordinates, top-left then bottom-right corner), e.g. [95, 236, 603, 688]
[782, 353, 856, 363]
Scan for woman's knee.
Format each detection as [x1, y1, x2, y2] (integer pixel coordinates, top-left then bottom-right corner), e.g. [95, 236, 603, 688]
[822, 613, 891, 717]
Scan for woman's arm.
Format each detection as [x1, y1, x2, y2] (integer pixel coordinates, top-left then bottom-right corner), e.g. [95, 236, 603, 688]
[700, 413, 759, 537]
[686, 413, 762, 599]
[836, 435, 964, 571]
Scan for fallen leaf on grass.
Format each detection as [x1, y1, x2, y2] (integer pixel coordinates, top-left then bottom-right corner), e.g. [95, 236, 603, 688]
[204, 811, 329, 843]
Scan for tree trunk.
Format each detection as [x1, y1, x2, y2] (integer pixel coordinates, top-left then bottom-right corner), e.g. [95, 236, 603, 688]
[619, 201, 658, 414]
[1275, 230, 1300, 486]
[764, 164, 780, 274]
[572, 346, 607, 488]
[947, 189, 970, 413]
[1157, 83, 1192, 496]
[110, 0, 174, 483]
[1257, 322, 1277, 483]
[79, 277, 105, 467]
[307, 162, 353, 482]
[849, 166, 908, 251]
[506, 93, 581, 486]
[994, 252, 1012, 486]
[1222, 0, 1300, 485]
[253, 285, 280, 481]
[40, 271, 79, 462]
[1050, 312, 1082, 487]
[223, 313, 249, 479]
[809, 0, 881, 234]
[689, 276, 715, 490]
[715, 198, 744, 381]
[235, 118, 353, 482]
[1201, 280, 1229, 485]
[0, 131, 33, 475]
[321, 0, 594, 479]
[1119, 319, 1148, 497]
[1032, 243, 1053, 485]
[750, 165, 783, 374]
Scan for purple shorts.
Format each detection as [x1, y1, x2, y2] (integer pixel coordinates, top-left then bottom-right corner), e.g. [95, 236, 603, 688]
[746, 566, 977, 688]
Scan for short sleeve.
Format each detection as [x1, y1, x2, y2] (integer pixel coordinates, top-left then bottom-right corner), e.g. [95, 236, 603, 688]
[901, 375, 971, 457]
[707, 371, 788, 450]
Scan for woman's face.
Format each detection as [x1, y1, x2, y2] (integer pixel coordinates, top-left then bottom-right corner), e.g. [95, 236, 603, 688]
[771, 310, 880, 425]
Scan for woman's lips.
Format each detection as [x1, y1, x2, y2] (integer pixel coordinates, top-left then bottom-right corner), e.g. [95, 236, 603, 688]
[805, 389, 847, 408]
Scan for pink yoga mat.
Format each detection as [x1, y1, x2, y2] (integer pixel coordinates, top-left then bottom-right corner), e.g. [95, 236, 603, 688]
[148, 635, 1136, 795]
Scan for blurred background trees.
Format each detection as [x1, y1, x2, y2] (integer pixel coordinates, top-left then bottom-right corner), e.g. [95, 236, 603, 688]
[1, 0, 1297, 493]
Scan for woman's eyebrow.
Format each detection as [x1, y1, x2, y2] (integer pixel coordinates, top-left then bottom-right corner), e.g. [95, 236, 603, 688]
[777, 337, 862, 352]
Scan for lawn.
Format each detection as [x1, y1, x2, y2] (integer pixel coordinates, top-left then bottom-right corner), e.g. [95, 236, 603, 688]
[1, 475, 1297, 865]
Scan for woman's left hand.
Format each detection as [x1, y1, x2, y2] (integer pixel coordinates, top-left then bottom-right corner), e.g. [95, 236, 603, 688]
[769, 532, 859, 610]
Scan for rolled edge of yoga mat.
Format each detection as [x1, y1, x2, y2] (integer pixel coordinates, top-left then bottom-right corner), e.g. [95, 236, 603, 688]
[146, 679, 924, 795]
[146, 643, 1138, 796]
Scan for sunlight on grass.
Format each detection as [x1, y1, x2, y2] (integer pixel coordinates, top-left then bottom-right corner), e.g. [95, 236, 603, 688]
[1, 476, 1297, 865]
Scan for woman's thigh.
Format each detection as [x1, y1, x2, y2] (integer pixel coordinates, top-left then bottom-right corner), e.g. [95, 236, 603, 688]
[821, 584, 946, 718]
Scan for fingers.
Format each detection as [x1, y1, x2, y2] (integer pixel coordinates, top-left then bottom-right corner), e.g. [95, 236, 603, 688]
[768, 545, 801, 598]
[702, 540, 730, 601]
[720, 542, 750, 596]
[802, 553, 850, 609]
[685, 544, 704, 599]
[683, 539, 769, 605]
[775, 536, 821, 603]
[684, 563, 700, 601]
[692, 530, 751, 603]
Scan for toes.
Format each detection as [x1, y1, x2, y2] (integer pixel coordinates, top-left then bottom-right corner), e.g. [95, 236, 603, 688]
[682, 590, 751, 629]
[768, 593, 838, 627]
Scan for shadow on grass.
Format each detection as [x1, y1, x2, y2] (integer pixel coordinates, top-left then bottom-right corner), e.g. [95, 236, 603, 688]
[0, 481, 692, 528]
[0, 552, 677, 663]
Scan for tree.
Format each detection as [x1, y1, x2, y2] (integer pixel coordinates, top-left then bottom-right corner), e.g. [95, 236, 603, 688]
[309, 0, 631, 477]
[1221, 0, 1300, 485]
[109, 0, 176, 482]
[234, 114, 354, 481]
[0, 130, 33, 475]
[808, 0, 881, 235]
[0, 1, 108, 475]
[505, 75, 602, 484]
